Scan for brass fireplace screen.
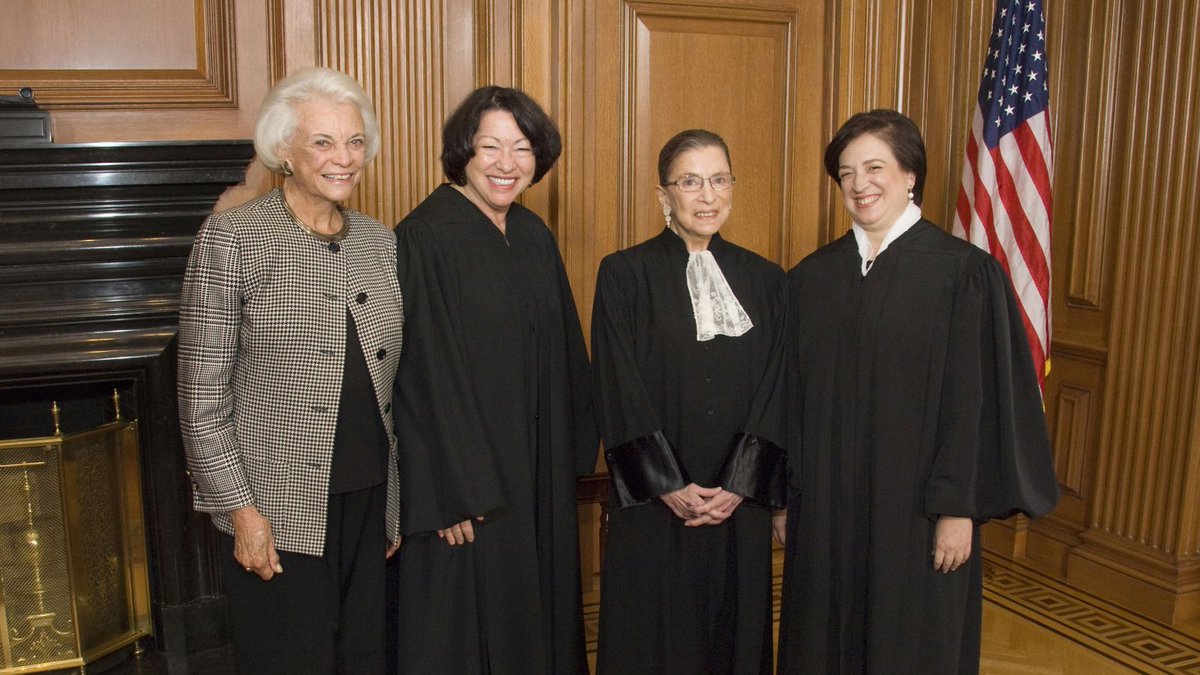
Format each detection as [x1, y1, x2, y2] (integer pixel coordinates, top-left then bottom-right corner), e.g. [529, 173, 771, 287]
[0, 399, 151, 673]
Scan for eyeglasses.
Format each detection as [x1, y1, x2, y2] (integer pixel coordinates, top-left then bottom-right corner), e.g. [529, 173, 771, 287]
[661, 173, 736, 192]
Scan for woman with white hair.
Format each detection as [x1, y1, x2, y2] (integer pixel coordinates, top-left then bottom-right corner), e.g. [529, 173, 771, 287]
[178, 67, 403, 673]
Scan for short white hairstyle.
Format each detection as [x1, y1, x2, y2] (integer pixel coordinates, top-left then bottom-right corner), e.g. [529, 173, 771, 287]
[254, 67, 381, 174]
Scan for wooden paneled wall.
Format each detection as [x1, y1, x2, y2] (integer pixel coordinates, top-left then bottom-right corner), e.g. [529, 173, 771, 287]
[6, 0, 1200, 626]
[1062, 0, 1200, 624]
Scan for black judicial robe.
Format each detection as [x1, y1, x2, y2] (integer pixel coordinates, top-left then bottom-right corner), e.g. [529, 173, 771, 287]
[777, 220, 1059, 674]
[392, 185, 597, 674]
[592, 228, 787, 675]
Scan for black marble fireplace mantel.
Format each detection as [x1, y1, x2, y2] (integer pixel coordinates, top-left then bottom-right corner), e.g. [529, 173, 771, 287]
[0, 141, 255, 661]
[0, 141, 256, 377]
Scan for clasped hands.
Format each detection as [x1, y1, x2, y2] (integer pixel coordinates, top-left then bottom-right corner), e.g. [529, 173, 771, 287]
[434, 483, 746, 545]
[662, 483, 743, 526]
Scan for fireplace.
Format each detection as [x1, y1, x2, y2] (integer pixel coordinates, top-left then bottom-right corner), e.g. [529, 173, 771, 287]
[0, 141, 255, 663]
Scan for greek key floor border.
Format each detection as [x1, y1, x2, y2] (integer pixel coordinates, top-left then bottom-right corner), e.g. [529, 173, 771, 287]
[586, 552, 1200, 672]
[983, 553, 1200, 673]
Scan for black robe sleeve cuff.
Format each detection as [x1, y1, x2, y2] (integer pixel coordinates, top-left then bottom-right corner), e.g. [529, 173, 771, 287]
[717, 432, 787, 509]
[605, 431, 689, 508]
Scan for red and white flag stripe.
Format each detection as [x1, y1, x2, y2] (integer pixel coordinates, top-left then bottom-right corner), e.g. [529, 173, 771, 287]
[954, 108, 1053, 390]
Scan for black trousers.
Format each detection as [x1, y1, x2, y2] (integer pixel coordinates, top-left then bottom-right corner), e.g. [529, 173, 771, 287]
[220, 482, 387, 674]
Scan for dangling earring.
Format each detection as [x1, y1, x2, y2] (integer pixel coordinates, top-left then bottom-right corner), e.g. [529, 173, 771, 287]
[907, 187, 914, 201]
[662, 205, 673, 229]
[282, 160, 294, 177]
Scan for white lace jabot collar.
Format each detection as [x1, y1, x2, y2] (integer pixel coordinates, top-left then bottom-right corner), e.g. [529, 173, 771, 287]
[685, 249, 754, 341]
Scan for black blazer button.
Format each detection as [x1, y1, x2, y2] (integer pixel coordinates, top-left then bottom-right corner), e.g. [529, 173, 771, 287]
[356, 292, 368, 304]
[328, 242, 340, 253]
[376, 348, 387, 360]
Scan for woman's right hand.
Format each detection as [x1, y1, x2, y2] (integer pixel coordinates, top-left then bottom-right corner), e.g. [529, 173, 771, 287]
[230, 505, 283, 580]
[661, 483, 723, 521]
[438, 516, 486, 545]
[932, 515, 973, 573]
[771, 509, 787, 545]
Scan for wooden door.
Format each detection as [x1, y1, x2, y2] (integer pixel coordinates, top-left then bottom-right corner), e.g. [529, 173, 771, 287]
[543, 0, 828, 326]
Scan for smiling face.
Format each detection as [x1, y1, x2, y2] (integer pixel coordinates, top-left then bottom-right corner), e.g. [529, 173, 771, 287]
[836, 132, 915, 236]
[458, 109, 535, 226]
[280, 98, 366, 212]
[655, 145, 733, 252]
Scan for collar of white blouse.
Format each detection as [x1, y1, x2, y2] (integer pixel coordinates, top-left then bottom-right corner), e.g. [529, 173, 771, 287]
[852, 201, 923, 276]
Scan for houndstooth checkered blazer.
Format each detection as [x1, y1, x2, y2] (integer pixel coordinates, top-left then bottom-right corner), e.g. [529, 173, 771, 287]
[178, 189, 403, 557]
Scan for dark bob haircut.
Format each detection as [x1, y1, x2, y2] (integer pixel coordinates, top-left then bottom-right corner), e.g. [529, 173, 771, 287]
[823, 109, 927, 206]
[658, 129, 731, 185]
[441, 86, 562, 186]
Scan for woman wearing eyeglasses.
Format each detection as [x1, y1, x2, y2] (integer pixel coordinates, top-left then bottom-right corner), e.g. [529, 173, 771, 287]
[592, 129, 788, 674]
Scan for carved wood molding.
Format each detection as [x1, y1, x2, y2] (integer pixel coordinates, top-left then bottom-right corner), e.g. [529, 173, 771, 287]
[476, 0, 501, 87]
[268, 0, 289, 85]
[312, 0, 451, 227]
[1053, 0, 1120, 333]
[555, 0, 610, 330]
[820, 0, 920, 244]
[827, 0, 906, 116]
[1052, 384, 1092, 498]
[1091, 0, 1200, 563]
[900, 0, 989, 235]
[1073, 530, 1200, 584]
[0, 0, 238, 110]
[1068, 530, 1200, 623]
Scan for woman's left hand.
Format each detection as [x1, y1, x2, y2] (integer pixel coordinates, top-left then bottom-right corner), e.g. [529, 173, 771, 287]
[685, 490, 744, 526]
[932, 515, 973, 573]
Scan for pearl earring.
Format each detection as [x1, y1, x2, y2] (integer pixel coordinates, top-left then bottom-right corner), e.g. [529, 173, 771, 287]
[907, 187, 914, 201]
[662, 205, 672, 228]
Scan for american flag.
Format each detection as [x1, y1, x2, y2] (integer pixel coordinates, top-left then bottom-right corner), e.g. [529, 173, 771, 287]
[953, 0, 1053, 392]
